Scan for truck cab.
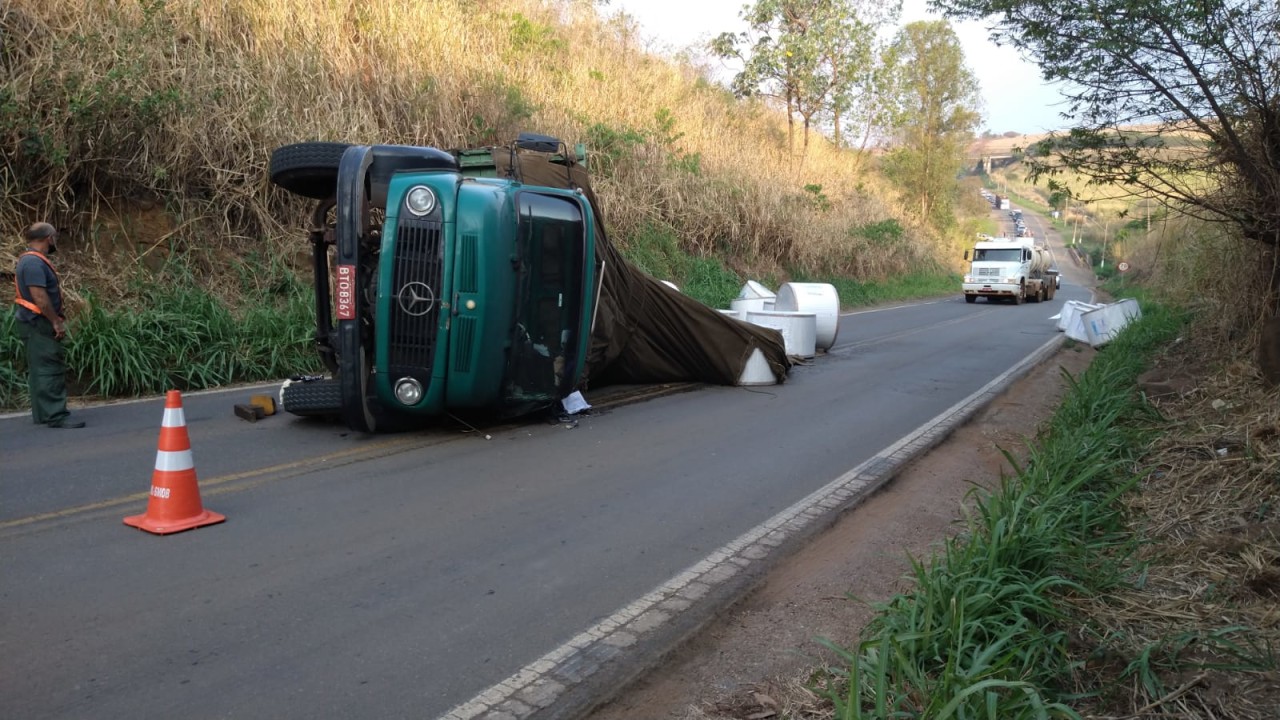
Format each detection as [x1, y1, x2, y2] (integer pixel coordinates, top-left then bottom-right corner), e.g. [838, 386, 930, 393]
[270, 138, 596, 432]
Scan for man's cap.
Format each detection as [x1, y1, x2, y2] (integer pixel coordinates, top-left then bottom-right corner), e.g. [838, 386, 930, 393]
[23, 222, 57, 242]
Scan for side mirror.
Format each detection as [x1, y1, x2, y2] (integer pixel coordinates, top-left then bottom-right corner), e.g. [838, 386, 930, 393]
[963, 250, 969, 261]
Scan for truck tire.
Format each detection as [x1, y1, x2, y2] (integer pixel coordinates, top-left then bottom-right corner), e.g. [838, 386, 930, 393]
[965, 294, 977, 304]
[1014, 283, 1026, 304]
[280, 377, 342, 417]
[270, 142, 351, 199]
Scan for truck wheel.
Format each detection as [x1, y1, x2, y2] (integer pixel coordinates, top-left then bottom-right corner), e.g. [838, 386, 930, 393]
[270, 142, 351, 199]
[1014, 284, 1026, 304]
[965, 295, 977, 304]
[280, 377, 342, 417]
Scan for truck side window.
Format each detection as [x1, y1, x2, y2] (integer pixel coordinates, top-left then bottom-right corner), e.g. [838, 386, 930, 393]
[509, 193, 587, 399]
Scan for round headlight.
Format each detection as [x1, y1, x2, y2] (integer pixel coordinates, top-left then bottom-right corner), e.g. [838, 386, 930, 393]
[405, 186, 436, 216]
[394, 377, 423, 405]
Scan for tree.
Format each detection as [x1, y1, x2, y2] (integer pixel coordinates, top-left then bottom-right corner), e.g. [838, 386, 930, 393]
[933, 0, 1280, 267]
[880, 20, 982, 228]
[710, 0, 895, 154]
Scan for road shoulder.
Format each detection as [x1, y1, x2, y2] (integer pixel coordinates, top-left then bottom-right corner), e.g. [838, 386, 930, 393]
[587, 341, 1097, 719]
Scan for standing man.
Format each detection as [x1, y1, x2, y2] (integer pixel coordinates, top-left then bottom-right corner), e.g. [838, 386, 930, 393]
[13, 222, 84, 428]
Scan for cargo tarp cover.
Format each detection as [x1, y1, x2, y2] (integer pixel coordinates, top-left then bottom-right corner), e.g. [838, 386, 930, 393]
[491, 147, 791, 387]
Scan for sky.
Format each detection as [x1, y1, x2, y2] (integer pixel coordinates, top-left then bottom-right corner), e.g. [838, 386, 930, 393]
[607, 0, 1073, 134]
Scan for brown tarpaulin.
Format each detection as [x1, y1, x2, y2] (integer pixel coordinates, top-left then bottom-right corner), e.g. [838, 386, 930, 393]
[492, 147, 791, 387]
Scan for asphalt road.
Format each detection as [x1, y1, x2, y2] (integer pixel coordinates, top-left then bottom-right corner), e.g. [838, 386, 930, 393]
[1, 234, 1089, 719]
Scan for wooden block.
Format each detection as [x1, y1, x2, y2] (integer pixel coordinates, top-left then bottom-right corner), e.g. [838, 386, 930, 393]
[249, 394, 276, 416]
[234, 403, 264, 422]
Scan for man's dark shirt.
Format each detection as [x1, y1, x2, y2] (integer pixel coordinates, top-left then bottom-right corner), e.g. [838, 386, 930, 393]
[14, 251, 61, 323]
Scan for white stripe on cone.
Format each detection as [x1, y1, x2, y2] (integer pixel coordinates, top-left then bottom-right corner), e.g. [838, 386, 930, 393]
[154, 449, 194, 472]
[162, 407, 186, 428]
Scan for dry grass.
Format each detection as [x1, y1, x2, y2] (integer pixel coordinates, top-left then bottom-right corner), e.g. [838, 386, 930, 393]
[1125, 217, 1277, 350]
[1066, 339, 1280, 720]
[2, 0, 946, 307]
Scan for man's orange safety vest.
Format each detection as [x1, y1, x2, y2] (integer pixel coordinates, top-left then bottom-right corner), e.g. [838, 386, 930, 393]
[13, 250, 62, 318]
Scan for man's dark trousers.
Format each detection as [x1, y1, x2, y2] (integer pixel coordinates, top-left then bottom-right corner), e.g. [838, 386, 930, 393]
[15, 316, 71, 425]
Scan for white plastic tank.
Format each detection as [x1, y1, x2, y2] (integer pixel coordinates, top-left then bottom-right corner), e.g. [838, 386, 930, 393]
[736, 347, 777, 386]
[745, 310, 817, 358]
[1056, 300, 1100, 333]
[730, 296, 770, 314]
[717, 308, 745, 320]
[1082, 299, 1142, 348]
[773, 282, 840, 350]
[738, 280, 776, 301]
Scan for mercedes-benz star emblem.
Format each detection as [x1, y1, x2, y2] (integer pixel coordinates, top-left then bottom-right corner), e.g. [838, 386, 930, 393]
[397, 281, 436, 317]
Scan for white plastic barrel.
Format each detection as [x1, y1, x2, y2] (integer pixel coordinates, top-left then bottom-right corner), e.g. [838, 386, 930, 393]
[717, 308, 745, 320]
[773, 282, 840, 350]
[745, 310, 817, 358]
[736, 348, 777, 386]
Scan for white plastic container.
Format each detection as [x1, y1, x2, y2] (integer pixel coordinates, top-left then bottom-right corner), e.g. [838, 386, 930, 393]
[1082, 298, 1142, 348]
[730, 296, 770, 314]
[717, 308, 745, 320]
[745, 310, 817, 358]
[1056, 300, 1101, 333]
[736, 347, 777, 386]
[738, 280, 777, 301]
[773, 282, 840, 350]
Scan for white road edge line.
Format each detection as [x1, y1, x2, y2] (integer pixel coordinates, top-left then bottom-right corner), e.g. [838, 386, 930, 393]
[0, 381, 283, 421]
[441, 333, 1066, 720]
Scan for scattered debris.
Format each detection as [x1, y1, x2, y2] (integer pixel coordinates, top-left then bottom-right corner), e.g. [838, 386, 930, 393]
[561, 390, 591, 415]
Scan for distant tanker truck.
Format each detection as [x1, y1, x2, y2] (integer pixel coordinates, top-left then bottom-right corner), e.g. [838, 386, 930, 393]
[962, 237, 1059, 304]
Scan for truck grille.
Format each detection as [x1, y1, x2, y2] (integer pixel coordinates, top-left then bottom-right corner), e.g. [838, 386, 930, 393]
[388, 219, 444, 379]
[975, 267, 1002, 279]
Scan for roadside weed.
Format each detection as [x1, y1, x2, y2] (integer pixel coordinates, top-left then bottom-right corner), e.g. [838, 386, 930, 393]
[819, 303, 1189, 717]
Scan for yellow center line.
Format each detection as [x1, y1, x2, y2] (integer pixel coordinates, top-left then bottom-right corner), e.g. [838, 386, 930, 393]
[0, 435, 423, 532]
[2, 383, 706, 536]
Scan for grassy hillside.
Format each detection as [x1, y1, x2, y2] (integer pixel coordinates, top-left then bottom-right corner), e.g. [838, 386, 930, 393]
[2, 0, 956, 296]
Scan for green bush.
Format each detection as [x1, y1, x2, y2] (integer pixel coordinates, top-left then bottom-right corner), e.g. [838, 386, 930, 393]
[1, 262, 321, 409]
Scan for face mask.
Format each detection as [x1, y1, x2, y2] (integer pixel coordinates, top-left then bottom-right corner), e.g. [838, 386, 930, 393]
[45, 242, 57, 255]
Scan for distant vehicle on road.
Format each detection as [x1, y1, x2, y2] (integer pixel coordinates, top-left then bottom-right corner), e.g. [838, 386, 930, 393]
[962, 237, 1059, 304]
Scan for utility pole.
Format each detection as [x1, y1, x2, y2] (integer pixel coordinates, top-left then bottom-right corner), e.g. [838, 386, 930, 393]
[1101, 216, 1111, 269]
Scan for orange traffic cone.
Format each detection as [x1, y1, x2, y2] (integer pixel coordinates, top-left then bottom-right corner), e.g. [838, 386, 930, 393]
[124, 390, 226, 534]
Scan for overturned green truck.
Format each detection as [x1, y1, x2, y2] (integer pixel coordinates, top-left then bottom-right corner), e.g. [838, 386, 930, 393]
[270, 134, 790, 432]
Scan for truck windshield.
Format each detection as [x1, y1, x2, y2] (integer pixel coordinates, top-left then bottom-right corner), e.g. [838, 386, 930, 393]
[973, 248, 1022, 262]
[507, 192, 587, 401]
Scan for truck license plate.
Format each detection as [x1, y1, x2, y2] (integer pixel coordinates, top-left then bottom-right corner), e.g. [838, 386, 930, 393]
[336, 264, 355, 320]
